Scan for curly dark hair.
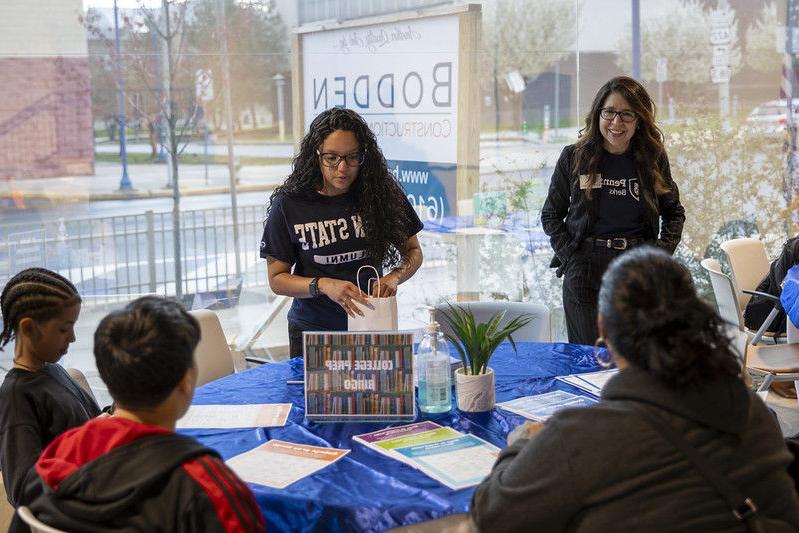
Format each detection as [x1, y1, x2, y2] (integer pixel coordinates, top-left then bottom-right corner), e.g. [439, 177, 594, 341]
[598, 247, 740, 389]
[94, 296, 200, 409]
[574, 76, 671, 205]
[267, 108, 415, 269]
[1, 267, 81, 350]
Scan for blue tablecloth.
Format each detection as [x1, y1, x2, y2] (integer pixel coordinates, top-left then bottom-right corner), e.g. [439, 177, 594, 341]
[183, 342, 600, 533]
[782, 264, 799, 328]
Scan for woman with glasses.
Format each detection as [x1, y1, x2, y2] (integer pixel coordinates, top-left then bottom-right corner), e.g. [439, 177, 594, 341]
[260, 108, 423, 356]
[541, 76, 685, 345]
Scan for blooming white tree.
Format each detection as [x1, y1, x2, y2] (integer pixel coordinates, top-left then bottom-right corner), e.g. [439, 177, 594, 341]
[615, 0, 741, 84]
[744, 1, 782, 74]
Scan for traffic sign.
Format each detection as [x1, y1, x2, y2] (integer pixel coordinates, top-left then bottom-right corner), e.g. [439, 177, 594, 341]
[710, 66, 731, 84]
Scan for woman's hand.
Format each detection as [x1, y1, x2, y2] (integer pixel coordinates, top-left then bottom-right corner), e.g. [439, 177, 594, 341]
[319, 278, 372, 317]
[371, 273, 399, 297]
[506, 421, 544, 446]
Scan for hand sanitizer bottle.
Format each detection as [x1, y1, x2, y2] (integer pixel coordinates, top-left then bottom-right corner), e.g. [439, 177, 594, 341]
[417, 307, 451, 413]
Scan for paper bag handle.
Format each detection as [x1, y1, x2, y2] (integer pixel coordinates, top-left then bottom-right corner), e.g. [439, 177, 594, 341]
[356, 265, 381, 297]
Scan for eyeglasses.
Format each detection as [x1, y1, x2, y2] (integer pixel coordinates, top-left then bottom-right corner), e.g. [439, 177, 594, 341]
[600, 108, 637, 123]
[317, 150, 365, 168]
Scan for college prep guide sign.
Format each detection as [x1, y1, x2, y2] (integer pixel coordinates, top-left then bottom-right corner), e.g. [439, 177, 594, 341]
[301, 14, 463, 223]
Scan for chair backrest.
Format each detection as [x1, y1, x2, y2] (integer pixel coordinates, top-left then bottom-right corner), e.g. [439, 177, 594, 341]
[0, 476, 14, 533]
[190, 309, 235, 387]
[700, 258, 744, 331]
[720, 238, 770, 309]
[16, 506, 67, 533]
[434, 301, 551, 343]
[65, 368, 98, 404]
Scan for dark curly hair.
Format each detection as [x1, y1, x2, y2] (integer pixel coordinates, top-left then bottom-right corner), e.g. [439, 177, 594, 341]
[1, 267, 81, 350]
[598, 247, 740, 389]
[268, 108, 415, 269]
[94, 296, 200, 409]
[574, 76, 671, 205]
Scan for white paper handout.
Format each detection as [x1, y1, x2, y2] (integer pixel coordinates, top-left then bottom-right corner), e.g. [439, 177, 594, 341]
[176, 403, 292, 429]
[556, 369, 619, 397]
[226, 439, 350, 489]
[498, 390, 597, 421]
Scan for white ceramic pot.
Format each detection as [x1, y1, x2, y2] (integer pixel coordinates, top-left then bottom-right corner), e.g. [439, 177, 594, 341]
[455, 367, 496, 412]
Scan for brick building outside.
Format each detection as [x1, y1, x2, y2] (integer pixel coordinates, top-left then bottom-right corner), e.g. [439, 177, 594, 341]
[0, 0, 93, 180]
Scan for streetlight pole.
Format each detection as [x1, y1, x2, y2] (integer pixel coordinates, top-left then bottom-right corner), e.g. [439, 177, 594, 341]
[217, 0, 242, 279]
[113, 0, 132, 191]
[631, 0, 640, 80]
[273, 73, 286, 140]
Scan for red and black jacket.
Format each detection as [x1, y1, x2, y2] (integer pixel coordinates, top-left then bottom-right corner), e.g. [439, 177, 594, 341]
[11, 417, 264, 532]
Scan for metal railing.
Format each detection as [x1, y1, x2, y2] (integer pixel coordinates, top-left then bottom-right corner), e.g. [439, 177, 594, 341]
[0, 205, 268, 303]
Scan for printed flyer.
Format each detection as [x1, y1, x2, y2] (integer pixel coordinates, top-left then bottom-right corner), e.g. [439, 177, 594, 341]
[177, 403, 292, 429]
[226, 439, 349, 489]
[354, 422, 499, 489]
[497, 391, 596, 421]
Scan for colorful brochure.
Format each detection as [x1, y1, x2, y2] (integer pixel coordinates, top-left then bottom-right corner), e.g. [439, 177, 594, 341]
[391, 434, 500, 490]
[176, 403, 292, 429]
[497, 391, 597, 421]
[556, 369, 619, 397]
[353, 421, 499, 489]
[226, 439, 349, 489]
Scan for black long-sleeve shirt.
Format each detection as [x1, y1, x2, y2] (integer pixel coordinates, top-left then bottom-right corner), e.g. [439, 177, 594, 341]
[0, 364, 100, 506]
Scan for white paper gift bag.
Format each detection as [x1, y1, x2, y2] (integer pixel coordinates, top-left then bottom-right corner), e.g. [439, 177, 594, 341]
[348, 265, 399, 331]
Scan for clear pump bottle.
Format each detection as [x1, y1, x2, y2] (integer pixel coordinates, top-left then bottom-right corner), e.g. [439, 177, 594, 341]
[416, 307, 452, 413]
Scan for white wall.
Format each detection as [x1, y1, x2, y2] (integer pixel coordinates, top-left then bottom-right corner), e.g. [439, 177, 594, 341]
[0, 0, 88, 57]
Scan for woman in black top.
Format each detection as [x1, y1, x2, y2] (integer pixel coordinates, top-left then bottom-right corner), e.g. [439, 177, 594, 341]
[472, 247, 799, 532]
[541, 76, 685, 344]
[0, 268, 100, 506]
[261, 108, 424, 356]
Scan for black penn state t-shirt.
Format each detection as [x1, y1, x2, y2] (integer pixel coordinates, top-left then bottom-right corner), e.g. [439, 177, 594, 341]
[260, 190, 423, 330]
[592, 152, 645, 238]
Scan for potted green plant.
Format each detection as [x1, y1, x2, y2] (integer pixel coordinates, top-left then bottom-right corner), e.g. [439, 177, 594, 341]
[439, 303, 532, 412]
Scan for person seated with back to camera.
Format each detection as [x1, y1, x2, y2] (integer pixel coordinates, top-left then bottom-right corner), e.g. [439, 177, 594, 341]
[11, 296, 264, 532]
[471, 247, 799, 532]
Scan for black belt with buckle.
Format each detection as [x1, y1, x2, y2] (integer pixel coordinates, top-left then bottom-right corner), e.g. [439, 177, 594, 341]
[590, 237, 644, 250]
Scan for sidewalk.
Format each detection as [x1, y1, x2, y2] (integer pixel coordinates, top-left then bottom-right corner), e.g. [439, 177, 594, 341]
[0, 132, 576, 202]
[0, 161, 291, 202]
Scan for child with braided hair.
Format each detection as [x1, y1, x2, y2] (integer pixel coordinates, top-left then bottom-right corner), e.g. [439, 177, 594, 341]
[0, 268, 100, 507]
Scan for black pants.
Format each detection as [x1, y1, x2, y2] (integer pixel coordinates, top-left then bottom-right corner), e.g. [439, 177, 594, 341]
[288, 322, 305, 358]
[562, 242, 636, 345]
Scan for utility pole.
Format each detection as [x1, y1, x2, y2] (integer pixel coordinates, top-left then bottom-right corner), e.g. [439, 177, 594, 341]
[217, 0, 242, 279]
[631, 0, 640, 80]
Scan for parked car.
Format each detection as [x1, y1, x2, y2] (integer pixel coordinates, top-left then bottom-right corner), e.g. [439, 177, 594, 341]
[745, 99, 799, 134]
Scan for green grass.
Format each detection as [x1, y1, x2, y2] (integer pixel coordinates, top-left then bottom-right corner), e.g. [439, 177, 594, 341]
[94, 153, 292, 166]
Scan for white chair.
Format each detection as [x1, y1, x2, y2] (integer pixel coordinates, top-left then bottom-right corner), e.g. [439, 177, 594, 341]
[65, 368, 98, 404]
[720, 237, 770, 310]
[435, 302, 551, 342]
[15, 506, 67, 533]
[702, 258, 799, 392]
[189, 309, 235, 387]
[0, 476, 14, 532]
[701, 258, 781, 346]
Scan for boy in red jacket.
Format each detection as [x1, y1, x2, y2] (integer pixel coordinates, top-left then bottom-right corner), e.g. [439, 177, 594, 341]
[12, 296, 264, 532]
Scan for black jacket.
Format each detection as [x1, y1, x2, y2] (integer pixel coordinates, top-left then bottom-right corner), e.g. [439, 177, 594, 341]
[541, 144, 685, 276]
[0, 364, 100, 507]
[11, 417, 264, 532]
[472, 367, 799, 532]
